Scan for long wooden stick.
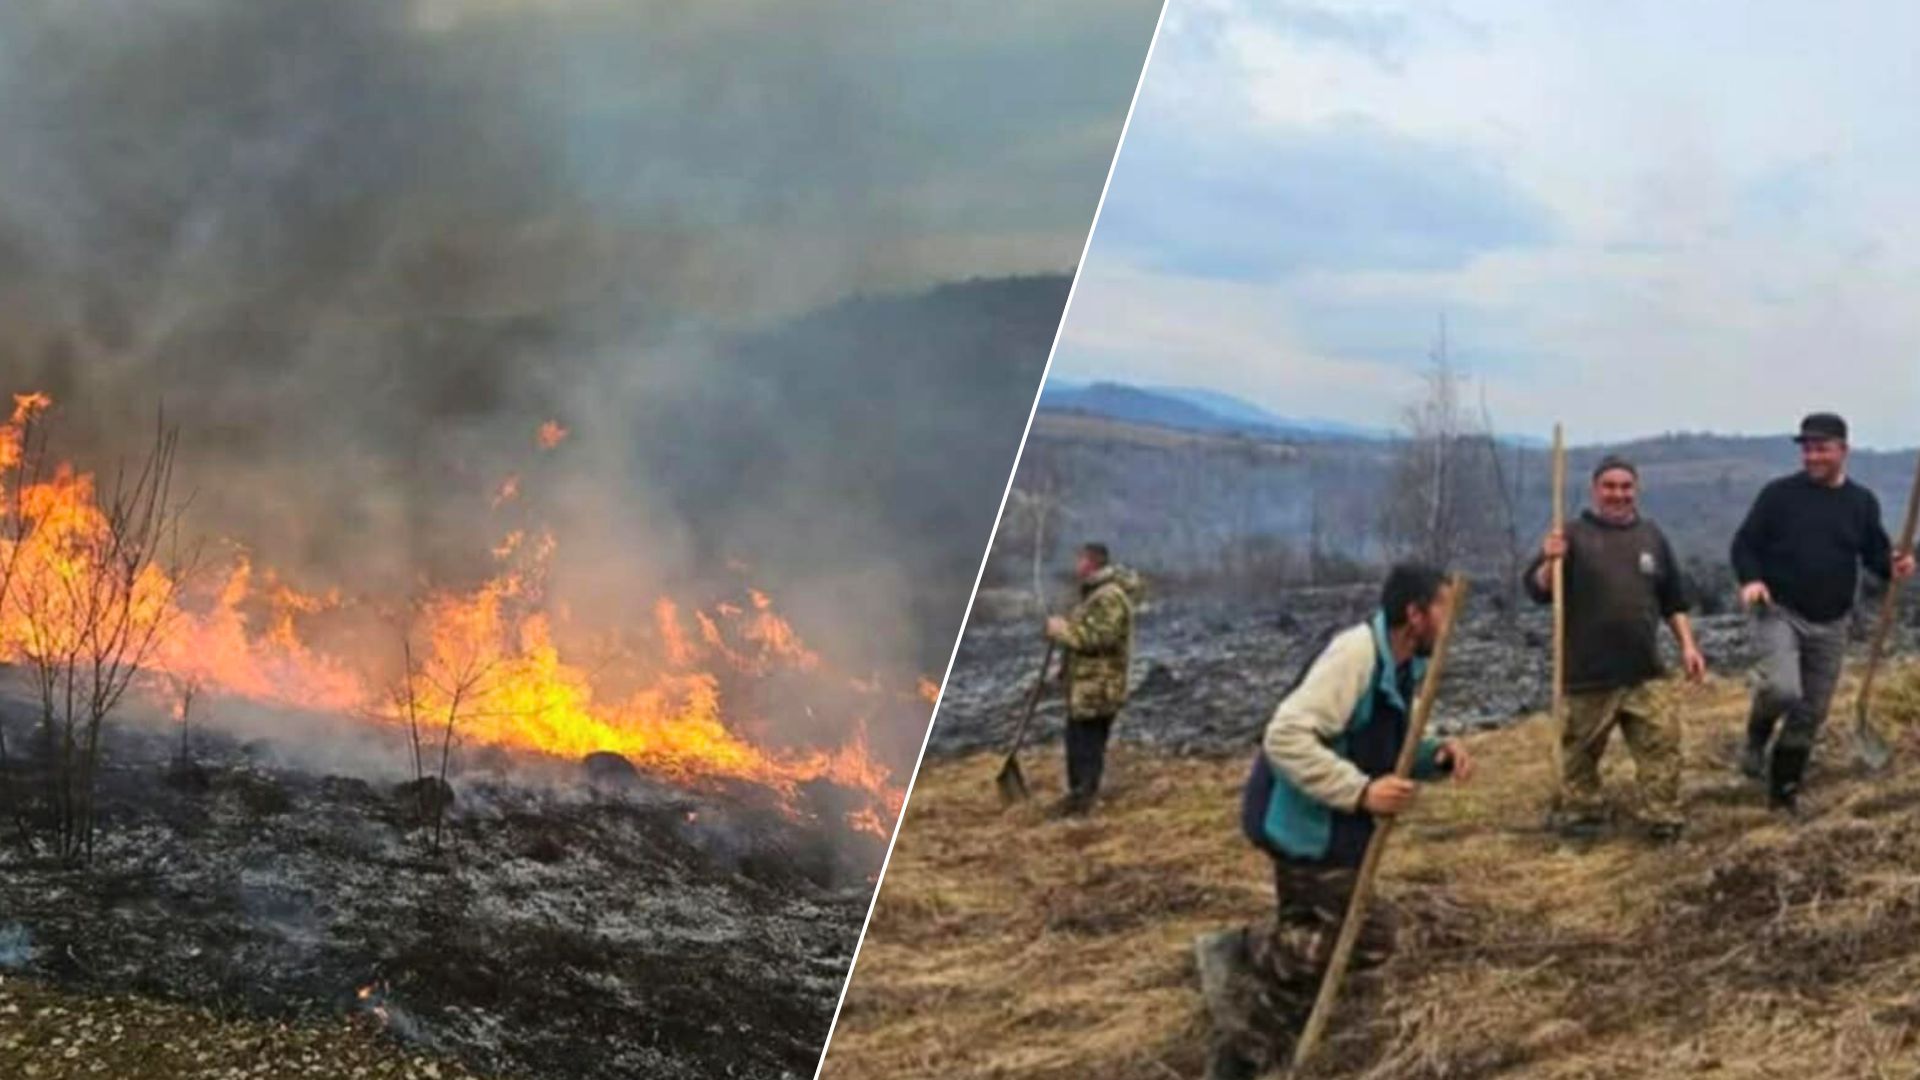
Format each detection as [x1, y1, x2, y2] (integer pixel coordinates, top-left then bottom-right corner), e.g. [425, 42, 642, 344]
[1290, 575, 1468, 1073]
[1855, 451, 1920, 728]
[1550, 425, 1567, 787]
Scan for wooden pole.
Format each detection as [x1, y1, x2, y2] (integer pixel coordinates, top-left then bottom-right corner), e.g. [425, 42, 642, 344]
[1551, 425, 1567, 788]
[1855, 451, 1920, 729]
[1289, 575, 1468, 1074]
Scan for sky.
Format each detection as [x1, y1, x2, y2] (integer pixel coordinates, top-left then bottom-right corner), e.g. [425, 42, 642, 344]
[0, 0, 1164, 324]
[1052, 0, 1920, 446]
[435, 0, 1167, 313]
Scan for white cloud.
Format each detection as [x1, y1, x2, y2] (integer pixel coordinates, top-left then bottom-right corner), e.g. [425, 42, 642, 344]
[1058, 0, 1920, 442]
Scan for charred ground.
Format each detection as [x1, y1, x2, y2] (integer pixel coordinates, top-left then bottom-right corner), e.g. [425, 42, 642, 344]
[938, 576, 1920, 758]
[0, 687, 886, 1080]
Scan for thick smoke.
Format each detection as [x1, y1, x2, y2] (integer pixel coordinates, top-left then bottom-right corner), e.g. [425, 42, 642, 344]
[0, 0, 1151, 770]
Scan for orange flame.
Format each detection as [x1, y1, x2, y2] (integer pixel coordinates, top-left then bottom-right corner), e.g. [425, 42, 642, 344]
[492, 473, 521, 509]
[537, 421, 569, 450]
[0, 393, 905, 838]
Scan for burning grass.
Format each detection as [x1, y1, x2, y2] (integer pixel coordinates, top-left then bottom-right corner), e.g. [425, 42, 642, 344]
[825, 661, 1920, 1079]
[0, 391, 911, 1077]
[0, 391, 909, 846]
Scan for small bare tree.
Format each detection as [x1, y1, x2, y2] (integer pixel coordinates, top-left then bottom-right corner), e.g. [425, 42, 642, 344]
[168, 672, 202, 765]
[391, 627, 497, 851]
[14, 415, 195, 861]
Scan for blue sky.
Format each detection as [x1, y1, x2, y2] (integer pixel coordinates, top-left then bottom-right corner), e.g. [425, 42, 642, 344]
[1053, 0, 1920, 444]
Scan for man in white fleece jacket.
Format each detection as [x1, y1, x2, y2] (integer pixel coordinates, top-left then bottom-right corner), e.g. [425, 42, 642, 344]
[1201, 563, 1475, 1079]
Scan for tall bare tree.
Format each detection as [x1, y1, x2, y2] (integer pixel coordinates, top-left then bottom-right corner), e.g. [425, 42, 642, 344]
[1384, 318, 1466, 565]
[1001, 457, 1068, 613]
[1382, 318, 1513, 576]
[1478, 383, 1529, 630]
[13, 414, 195, 861]
[0, 397, 51, 850]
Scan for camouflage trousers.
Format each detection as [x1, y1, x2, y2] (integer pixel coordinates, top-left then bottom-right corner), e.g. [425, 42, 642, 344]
[1560, 680, 1682, 826]
[1214, 861, 1397, 1071]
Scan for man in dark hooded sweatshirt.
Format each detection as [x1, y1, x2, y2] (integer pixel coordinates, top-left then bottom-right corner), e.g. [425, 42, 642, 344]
[1526, 454, 1705, 840]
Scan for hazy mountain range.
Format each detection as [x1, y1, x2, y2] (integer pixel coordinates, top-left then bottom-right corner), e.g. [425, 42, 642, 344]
[1038, 379, 1394, 441]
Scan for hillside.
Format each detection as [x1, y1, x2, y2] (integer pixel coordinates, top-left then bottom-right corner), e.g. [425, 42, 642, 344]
[1038, 381, 1389, 441]
[990, 411, 1918, 588]
[823, 661, 1920, 1079]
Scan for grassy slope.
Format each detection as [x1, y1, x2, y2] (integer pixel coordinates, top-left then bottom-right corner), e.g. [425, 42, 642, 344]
[0, 976, 495, 1079]
[824, 663, 1920, 1080]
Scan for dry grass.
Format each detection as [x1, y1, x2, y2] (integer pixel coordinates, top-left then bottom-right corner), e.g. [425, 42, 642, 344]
[0, 974, 496, 1079]
[823, 662, 1920, 1080]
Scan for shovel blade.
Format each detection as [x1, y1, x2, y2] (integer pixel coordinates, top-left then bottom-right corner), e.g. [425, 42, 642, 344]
[1855, 713, 1894, 772]
[995, 755, 1030, 805]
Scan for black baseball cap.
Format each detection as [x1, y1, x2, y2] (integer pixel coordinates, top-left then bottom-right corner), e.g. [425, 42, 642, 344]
[1793, 413, 1848, 443]
[1591, 454, 1638, 481]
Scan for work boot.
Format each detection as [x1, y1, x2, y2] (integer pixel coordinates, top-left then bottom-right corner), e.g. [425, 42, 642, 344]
[1193, 930, 1263, 1080]
[1745, 707, 1778, 761]
[1051, 791, 1093, 818]
[1769, 746, 1811, 818]
[1645, 819, 1684, 844]
[1202, 1041, 1260, 1080]
[1738, 740, 1767, 781]
[1546, 804, 1608, 840]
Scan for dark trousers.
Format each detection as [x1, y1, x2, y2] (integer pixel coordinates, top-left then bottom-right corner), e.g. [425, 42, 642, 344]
[1216, 860, 1397, 1070]
[1746, 605, 1848, 754]
[1064, 714, 1116, 797]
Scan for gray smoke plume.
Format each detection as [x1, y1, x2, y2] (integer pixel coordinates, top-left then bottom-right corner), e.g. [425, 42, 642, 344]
[0, 0, 1156, 771]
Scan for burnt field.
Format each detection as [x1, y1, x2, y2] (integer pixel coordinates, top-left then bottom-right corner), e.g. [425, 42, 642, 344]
[827, 663, 1920, 1080]
[934, 579, 1920, 759]
[0, 685, 885, 1080]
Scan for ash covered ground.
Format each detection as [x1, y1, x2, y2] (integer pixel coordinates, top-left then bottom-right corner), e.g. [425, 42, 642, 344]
[934, 580, 1920, 758]
[0, 684, 885, 1080]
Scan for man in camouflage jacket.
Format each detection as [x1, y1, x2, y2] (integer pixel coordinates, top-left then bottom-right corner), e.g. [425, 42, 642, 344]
[1044, 542, 1141, 814]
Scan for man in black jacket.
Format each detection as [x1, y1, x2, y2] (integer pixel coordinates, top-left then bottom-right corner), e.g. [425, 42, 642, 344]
[1732, 413, 1916, 813]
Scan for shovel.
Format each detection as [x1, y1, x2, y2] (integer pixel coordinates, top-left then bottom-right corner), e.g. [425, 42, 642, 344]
[1852, 451, 1920, 771]
[995, 641, 1057, 805]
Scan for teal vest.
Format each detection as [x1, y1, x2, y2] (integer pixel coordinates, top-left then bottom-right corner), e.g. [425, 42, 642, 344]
[1261, 611, 1439, 860]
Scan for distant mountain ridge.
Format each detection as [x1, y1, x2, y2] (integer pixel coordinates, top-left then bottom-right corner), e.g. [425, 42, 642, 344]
[1037, 379, 1912, 455]
[1038, 379, 1391, 441]
[992, 407, 1918, 586]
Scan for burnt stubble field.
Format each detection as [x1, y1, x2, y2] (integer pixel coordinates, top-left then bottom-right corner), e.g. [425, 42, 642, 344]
[0, 689, 885, 1079]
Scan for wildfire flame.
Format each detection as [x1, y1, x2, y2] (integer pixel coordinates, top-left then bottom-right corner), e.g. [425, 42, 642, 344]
[492, 473, 521, 509]
[355, 982, 391, 1028]
[0, 394, 910, 839]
